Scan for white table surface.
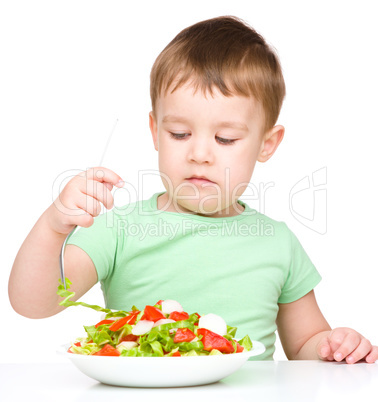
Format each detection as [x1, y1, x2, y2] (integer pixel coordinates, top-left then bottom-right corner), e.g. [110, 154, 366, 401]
[1, 360, 377, 402]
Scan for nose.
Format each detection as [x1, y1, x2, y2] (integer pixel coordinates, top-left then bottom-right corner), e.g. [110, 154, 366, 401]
[187, 136, 214, 164]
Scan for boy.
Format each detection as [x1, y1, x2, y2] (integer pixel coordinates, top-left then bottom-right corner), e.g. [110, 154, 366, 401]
[9, 16, 377, 362]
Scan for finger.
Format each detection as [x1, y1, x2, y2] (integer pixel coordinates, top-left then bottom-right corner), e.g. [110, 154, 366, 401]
[332, 332, 361, 362]
[57, 203, 94, 229]
[104, 182, 113, 191]
[365, 345, 378, 364]
[71, 210, 94, 228]
[75, 194, 102, 218]
[83, 167, 124, 187]
[345, 338, 372, 364]
[79, 180, 114, 210]
[317, 337, 332, 360]
[327, 329, 348, 356]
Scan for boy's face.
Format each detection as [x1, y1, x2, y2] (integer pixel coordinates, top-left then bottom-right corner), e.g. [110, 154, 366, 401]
[149, 82, 283, 217]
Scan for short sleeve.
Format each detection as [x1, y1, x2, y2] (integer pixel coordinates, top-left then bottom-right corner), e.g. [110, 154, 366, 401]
[66, 212, 117, 282]
[278, 227, 322, 304]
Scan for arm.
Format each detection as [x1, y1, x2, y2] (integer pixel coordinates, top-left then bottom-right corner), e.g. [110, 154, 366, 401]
[8, 167, 123, 319]
[276, 290, 378, 363]
[8, 210, 97, 318]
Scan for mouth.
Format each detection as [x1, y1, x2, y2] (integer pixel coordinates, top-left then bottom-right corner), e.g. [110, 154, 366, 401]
[185, 175, 216, 185]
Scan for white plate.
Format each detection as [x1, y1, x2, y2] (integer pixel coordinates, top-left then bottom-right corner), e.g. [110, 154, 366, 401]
[57, 340, 265, 387]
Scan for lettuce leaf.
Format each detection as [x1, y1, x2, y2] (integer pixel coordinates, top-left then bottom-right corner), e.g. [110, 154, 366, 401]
[120, 348, 159, 357]
[143, 330, 174, 353]
[140, 340, 164, 356]
[58, 278, 112, 314]
[151, 313, 198, 333]
[182, 349, 199, 356]
[104, 311, 128, 319]
[112, 324, 133, 345]
[239, 335, 253, 351]
[175, 341, 204, 353]
[227, 325, 237, 337]
[70, 342, 101, 355]
[209, 349, 222, 356]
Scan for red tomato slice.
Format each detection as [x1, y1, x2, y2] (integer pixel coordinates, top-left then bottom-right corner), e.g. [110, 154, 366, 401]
[156, 300, 163, 305]
[95, 319, 114, 328]
[141, 305, 166, 322]
[235, 341, 244, 353]
[109, 317, 128, 331]
[173, 328, 196, 343]
[169, 311, 189, 321]
[93, 344, 120, 356]
[124, 311, 140, 325]
[171, 351, 181, 357]
[109, 311, 139, 331]
[119, 334, 139, 343]
[197, 328, 234, 354]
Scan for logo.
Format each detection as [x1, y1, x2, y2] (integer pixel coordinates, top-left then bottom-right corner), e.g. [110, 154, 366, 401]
[289, 167, 327, 234]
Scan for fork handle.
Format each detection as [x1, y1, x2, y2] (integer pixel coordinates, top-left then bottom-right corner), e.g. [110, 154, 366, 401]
[59, 225, 77, 290]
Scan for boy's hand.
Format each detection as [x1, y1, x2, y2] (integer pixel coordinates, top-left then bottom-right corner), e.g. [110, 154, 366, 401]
[317, 327, 378, 364]
[48, 167, 124, 235]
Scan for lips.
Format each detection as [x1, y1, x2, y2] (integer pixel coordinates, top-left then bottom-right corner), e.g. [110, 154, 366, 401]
[185, 175, 215, 185]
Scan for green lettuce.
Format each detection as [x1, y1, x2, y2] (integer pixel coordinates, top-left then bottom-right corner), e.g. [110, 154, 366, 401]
[120, 348, 159, 357]
[58, 278, 112, 314]
[209, 349, 223, 356]
[84, 325, 113, 346]
[151, 313, 198, 333]
[58, 277, 254, 357]
[239, 335, 253, 351]
[70, 342, 101, 355]
[175, 341, 204, 353]
[140, 340, 164, 356]
[227, 325, 237, 337]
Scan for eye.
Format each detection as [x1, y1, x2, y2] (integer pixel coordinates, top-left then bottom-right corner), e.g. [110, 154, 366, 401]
[216, 136, 237, 145]
[169, 132, 190, 140]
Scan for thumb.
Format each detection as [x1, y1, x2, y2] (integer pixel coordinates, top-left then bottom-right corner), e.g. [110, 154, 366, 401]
[317, 336, 332, 360]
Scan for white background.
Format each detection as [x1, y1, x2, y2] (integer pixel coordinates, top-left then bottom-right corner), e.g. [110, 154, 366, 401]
[1, 0, 377, 363]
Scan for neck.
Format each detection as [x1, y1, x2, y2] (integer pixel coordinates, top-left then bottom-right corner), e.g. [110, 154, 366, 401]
[157, 192, 245, 217]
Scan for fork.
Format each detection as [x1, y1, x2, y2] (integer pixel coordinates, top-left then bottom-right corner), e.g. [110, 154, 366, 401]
[59, 226, 77, 290]
[58, 119, 119, 290]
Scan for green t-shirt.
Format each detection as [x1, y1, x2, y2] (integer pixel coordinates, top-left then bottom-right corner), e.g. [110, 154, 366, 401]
[67, 192, 321, 360]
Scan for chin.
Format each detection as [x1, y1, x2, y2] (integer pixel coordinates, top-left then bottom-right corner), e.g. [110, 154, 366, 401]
[178, 199, 226, 216]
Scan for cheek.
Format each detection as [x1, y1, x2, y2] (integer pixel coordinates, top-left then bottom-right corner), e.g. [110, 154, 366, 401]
[221, 154, 257, 200]
[221, 148, 256, 179]
[158, 141, 181, 174]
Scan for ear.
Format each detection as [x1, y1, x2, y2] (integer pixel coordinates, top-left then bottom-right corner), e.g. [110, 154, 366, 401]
[257, 125, 285, 163]
[149, 111, 159, 151]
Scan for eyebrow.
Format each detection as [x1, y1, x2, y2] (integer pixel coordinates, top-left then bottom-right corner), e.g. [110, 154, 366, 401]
[162, 115, 249, 131]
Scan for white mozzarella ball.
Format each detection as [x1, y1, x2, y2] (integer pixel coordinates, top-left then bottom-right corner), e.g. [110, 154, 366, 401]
[161, 300, 184, 315]
[198, 313, 227, 336]
[153, 319, 176, 327]
[131, 320, 154, 335]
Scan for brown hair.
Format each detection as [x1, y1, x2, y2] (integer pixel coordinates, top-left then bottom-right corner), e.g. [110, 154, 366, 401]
[150, 16, 286, 135]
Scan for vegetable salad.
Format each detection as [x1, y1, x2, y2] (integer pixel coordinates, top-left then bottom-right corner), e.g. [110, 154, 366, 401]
[58, 279, 252, 357]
